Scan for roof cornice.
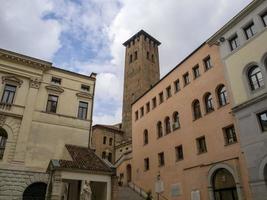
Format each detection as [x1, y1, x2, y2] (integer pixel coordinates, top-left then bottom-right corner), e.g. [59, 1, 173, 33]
[0, 48, 52, 71]
[207, 0, 265, 44]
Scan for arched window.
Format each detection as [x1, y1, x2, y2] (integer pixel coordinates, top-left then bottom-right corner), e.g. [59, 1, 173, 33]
[192, 100, 202, 120]
[212, 168, 238, 199]
[248, 65, 264, 90]
[165, 117, 171, 134]
[0, 128, 8, 159]
[157, 121, 163, 138]
[172, 112, 180, 130]
[144, 129, 148, 145]
[103, 136, 107, 144]
[217, 85, 228, 106]
[204, 93, 214, 113]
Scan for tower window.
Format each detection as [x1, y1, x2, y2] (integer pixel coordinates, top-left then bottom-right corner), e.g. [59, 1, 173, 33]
[135, 111, 139, 121]
[244, 22, 256, 40]
[129, 54, 133, 63]
[134, 51, 138, 60]
[152, 54, 155, 62]
[140, 107, 144, 117]
[147, 52, 150, 59]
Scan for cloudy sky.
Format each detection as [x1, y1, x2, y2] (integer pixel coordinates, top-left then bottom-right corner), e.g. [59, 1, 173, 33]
[0, 0, 252, 125]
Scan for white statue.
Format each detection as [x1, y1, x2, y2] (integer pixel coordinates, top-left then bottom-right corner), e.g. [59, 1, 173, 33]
[80, 180, 92, 200]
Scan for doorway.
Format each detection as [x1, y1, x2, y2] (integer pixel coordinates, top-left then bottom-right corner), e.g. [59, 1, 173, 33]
[126, 164, 132, 183]
[23, 182, 47, 200]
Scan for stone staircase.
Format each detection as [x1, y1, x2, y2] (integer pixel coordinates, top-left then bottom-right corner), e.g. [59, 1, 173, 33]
[117, 186, 145, 200]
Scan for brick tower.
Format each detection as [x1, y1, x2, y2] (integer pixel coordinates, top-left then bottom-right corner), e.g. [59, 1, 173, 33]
[122, 30, 161, 139]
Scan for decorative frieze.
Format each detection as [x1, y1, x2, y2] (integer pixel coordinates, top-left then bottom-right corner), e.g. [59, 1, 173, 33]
[2, 75, 23, 87]
[30, 78, 41, 89]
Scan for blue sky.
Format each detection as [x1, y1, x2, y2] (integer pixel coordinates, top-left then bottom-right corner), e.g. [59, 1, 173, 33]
[0, 0, 252, 125]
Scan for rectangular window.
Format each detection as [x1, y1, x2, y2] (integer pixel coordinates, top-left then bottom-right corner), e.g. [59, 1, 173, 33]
[140, 107, 144, 117]
[146, 102, 150, 113]
[144, 158, 149, 171]
[134, 51, 138, 60]
[244, 22, 256, 39]
[103, 136, 107, 144]
[46, 95, 58, 113]
[229, 34, 240, 51]
[129, 54, 133, 63]
[147, 51, 150, 59]
[81, 84, 90, 92]
[196, 136, 207, 154]
[158, 152, 165, 167]
[262, 12, 267, 27]
[159, 92, 164, 104]
[175, 145, 184, 161]
[109, 138, 113, 146]
[166, 86, 172, 98]
[223, 125, 237, 145]
[51, 77, 61, 85]
[183, 72, 190, 86]
[174, 79, 180, 92]
[1, 85, 16, 104]
[152, 97, 157, 109]
[108, 153, 112, 162]
[151, 54, 155, 62]
[193, 65, 200, 78]
[135, 111, 139, 120]
[204, 56, 212, 70]
[78, 101, 88, 119]
[258, 111, 267, 132]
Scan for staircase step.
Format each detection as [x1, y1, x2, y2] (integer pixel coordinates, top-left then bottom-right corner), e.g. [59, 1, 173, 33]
[117, 186, 145, 200]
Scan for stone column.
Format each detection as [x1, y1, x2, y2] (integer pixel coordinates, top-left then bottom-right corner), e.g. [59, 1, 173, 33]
[13, 78, 41, 163]
[50, 171, 63, 200]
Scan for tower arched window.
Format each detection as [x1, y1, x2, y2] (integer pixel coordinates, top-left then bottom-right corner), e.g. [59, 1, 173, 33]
[204, 93, 214, 113]
[247, 65, 264, 90]
[172, 112, 180, 130]
[157, 121, 163, 138]
[0, 128, 7, 160]
[165, 117, 171, 134]
[217, 85, 228, 106]
[144, 129, 148, 145]
[192, 100, 202, 120]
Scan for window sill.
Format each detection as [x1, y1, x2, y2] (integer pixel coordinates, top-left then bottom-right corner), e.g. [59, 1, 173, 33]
[158, 165, 165, 168]
[204, 66, 213, 72]
[183, 83, 190, 88]
[205, 109, 214, 115]
[173, 127, 180, 131]
[174, 89, 180, 94]
[218, 102, 229, 109]
[193, 76, 201, 80]
[42, 111, 89, 121]
[224, 141, 238, 146]
[193, 117, 202, 122]
[176, 158, 184, 162]
[197, 151, 207, 155]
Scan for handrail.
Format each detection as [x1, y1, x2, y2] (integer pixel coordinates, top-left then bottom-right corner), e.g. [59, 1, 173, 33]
[128, 182, 147, 199]
[158, 193, 168, 200]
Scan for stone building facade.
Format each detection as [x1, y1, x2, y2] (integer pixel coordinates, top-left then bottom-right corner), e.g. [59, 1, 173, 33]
[208, 0, 267, 199]
[131, 42, 252, 199]
[0, 48, 96, 199]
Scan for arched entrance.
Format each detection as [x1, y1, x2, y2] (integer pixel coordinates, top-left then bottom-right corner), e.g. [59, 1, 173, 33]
[0, 128, 8, 159]
[212, 168, 238, 200]
[264, 164, 267, 182]
[23, 182, 47, 200]
[126, 164, 132, 183]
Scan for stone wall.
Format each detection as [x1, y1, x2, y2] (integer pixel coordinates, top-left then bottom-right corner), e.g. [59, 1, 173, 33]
[0, 168, 48, 199]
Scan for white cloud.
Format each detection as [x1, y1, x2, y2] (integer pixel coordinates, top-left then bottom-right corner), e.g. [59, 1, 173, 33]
[93, 106, 122, 125]
[0, 0, 61, 60]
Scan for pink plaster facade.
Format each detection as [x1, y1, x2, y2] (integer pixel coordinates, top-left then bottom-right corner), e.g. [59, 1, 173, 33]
[131, 44, 251, 200]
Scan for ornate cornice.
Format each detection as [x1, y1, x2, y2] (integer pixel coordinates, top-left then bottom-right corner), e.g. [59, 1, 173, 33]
[0, 49, 52, 71]
[2, 75, 23, 87]
[45, 85, 64, 94]
[76, 92, 92, 99]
